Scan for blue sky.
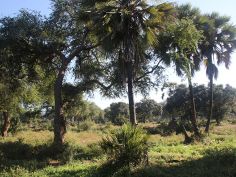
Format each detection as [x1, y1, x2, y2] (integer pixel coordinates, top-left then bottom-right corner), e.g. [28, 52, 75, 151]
[1, 0, 236, 108]
[170, 0, 236, 90]
[0, 0, 51, 17]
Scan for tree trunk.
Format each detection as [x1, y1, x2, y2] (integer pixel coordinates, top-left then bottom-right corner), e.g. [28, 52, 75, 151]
[126, 61, 137, 125]
[205, 53, 214, 133]
[53, 62, 68, 145]
[182, 124, 192, 144]
[188, 77, 200, 136]
[1, 111, 10, 137]
[216, 117, 221, 126]
[205, 75, 213, 133]
[180, 116, 191, 144]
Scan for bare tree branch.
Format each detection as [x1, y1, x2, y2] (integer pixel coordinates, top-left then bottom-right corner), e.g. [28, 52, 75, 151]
[135, 58, 163, 82]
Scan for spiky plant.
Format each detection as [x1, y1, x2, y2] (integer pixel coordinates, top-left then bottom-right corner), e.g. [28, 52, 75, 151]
[100, 124, 149, 167]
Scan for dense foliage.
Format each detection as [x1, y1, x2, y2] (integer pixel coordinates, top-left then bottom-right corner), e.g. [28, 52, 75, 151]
[104, 102, 129, 125]
[164, 84, 236, 123]
[136, 99, 162, 123]
[100, 124, 149, 167]
[0, 1, 236, 176]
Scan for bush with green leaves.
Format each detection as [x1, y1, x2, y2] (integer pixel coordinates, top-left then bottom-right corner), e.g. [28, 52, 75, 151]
[104, 102, 129, 125]
[8, 116, 21, 134]
[77, 119, 95, 132]
[100, 124, 149, 167]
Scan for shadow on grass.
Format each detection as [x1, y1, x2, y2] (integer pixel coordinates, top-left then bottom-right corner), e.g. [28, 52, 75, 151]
[0, 141, 51, 171]
[0, 141, 235, 177]
[0, 141, 102, 172]
[54, 147, 235, 177]
[142, 121, 187, 136]
[134, 148, 236, 177]
[83, 148, 236, 177]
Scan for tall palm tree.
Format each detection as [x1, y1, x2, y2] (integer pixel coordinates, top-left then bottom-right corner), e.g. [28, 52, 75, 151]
[198, 13, 236, 132]
[156, 18, 202, 137]
[80, 0, 173, 125]
[175, 4, 203, 137]
[177, 58, 201, 137]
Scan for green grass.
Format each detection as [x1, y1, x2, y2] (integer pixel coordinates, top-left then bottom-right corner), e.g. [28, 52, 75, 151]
[0, 122, 236, 177]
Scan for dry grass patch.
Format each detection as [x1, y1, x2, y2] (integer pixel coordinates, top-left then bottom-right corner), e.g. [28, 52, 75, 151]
[212, 123, 236, 135]
[65, 131, 103, 146]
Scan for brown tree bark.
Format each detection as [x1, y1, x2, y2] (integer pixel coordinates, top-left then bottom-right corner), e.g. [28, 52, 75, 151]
[182, 124, 192, 144]
[52, 43, 98, 145]
[205, 54, 214, 133]
[205, 75, 213, 133]
[216, 117, 221, 126]
[180, 117, 192, 144]
[2, 111, 10, 137]
[53, 60, 68, 145]
[126, 61, 137, 125]
[188, 78, 200, 136]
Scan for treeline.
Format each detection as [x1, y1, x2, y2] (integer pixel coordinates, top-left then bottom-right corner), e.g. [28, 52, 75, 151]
[164, 84, 236, 123]
[104, 99, 162, 125]
[104, 84, 236, 125]
[1, 83, 236, 133]
[0, 98, 162, 129]
[1, 0, 236, 145]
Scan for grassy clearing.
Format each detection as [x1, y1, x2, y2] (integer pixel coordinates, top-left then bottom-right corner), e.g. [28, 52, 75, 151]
[0, 122, 236, 177]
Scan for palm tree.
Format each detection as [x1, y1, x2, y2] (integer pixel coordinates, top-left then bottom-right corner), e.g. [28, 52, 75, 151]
[81, 0, 173, 125]
[198, 13, 236, 132]
[156, 18, 202, 137]
[175, 4, 203, 137]
[179, 58, 201, 137]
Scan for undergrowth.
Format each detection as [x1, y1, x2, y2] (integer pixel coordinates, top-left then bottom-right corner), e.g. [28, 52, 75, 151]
[0, 122, 235, 177]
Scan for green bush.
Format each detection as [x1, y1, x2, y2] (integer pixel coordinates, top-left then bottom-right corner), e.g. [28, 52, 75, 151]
[75, 143, 103, 160]
[77, 119, 95, 132]
[28, 119, 53, 131]
[37, 142, 103, 163]
[100, 124, 149, 167]
[36, 142, 76, 163]
[0, 166, 32, 177]
[112, 166, 131, 177]
[0, 141, 33, 160]
[0, 139, 102, 164]
[8, 117, 21, 134]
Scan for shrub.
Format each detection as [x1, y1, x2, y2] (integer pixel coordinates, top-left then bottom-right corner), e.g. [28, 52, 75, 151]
[0, 166, 31, 177]
[36, 143, 76, 163]
[100, 124, 149, 167]
[112, 166, 131, 177]
[8, 117, 21, 134]
[0, 141, 33, 160]
[37, 142, 103, 163]
[77, 119, 95, 132]
[75, 143, 103, 160]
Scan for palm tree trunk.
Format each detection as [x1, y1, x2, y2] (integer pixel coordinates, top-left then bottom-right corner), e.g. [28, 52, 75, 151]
[188, 77, 200, 136]
[205, 75, 213, 133]
[1, 111, 10, 137]
[126, 61, 137, 125]
[53, 61, 68, 145]
[180, 117, 191, 144]
[205, 52, 214, 133]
